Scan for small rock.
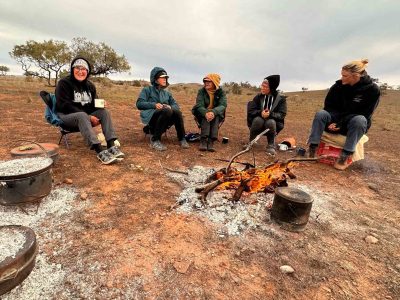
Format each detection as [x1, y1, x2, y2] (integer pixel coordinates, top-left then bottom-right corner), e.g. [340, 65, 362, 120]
[173, 260, 192, 274]
[367, 183, 380, 193]
[80, 192, 88, 200]
[280, 265, 295, 274]
[395, 264, 400, 271]
[365, 235, 379, 244]
[64, 178, 73, 184]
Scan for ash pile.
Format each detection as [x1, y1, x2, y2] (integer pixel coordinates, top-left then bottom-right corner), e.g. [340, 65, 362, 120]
[169, 166, 282, 236]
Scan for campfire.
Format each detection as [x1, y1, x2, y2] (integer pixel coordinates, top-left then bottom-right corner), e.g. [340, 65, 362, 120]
[194, 128, 317, 205]
[195, 161, 297, 204]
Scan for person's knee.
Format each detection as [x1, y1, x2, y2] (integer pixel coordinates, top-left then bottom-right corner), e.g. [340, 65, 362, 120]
[314, 110, 330, 122]
[349, 115, 367, 130]
[251, 116, 264, 128]
[162, 107, 174, 118]
[265, 119, 277, 130]
[75, 112, 90, 122]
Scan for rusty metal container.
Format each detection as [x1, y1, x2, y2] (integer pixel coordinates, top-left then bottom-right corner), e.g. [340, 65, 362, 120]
[0, 225, 38, 295]
[271, 187, 313, 232]
[0, 157, 53, 206]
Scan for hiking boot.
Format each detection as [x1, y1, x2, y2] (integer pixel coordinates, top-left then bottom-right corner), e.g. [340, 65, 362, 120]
[97, 149, 118, 165]
[266, 145, 276, 156]
[334, 153, 352, 170]
[207, 140, 216, 152]
[308, 144, 318, 158]
[180, 139, 190, 149]
[199, 138, 207, 151]
[107, 146, 125, 159]
[151, 140, 167, 151]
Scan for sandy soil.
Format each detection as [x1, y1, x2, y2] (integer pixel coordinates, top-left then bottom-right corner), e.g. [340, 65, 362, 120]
[0, 77, 399, 299]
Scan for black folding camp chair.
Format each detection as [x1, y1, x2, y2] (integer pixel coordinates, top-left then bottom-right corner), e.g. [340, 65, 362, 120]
[39, 91, 80, 148]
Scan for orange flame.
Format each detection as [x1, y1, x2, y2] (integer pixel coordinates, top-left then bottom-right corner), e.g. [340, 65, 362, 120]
[216, 162, 295, 193]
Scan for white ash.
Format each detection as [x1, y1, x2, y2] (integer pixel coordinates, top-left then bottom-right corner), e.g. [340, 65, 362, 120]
[0, 157, 52, 177]
[0, 228, 26, 261]
[169, 166, 277, 236]
[0, 187, 83, 299]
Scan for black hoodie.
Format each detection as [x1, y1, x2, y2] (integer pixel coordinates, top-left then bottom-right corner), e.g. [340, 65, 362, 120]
[55, 57, 98, 114]
[323, 74, 380, 131]
[246, 74, 287, 130]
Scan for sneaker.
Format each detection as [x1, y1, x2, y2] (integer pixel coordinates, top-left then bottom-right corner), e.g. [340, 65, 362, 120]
[266, 145, 276, 156]
[151, 140, 167, 151]
[107, 146, 125, 159]
[207, 140, 216, 152]
[199, 138, 207, 151]
[180, 139, 190, 149]
[308, 144, 318, 158]
[334, 154, 352, 170]
[97, 149, 118, 165]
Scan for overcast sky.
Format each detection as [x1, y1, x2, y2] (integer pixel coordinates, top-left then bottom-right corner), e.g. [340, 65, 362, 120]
[1, 0, 399, 91]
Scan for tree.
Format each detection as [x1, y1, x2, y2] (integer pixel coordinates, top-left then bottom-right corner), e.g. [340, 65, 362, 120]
[0, 65, 10, 76]
[70, 37, 131, 76]
[10, 40, 71, 86]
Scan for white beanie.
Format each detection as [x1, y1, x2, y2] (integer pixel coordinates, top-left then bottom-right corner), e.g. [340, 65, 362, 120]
[72, 59, 89, 71]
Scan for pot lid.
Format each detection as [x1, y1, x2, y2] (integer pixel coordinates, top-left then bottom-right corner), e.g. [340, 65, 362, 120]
[275, 187, 312, 204]
[10, 143, 59, 157]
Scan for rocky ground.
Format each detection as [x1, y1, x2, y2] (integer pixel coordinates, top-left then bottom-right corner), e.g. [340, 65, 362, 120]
[0, 77, 399, 299]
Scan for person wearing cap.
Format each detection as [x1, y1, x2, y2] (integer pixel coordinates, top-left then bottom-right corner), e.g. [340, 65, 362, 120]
[136, 67, 190, 151]
[247, 75, 287, 155]
[308, 59, 380, 170]
[55, 56, 124, 164]
[192, 73, 227, 152]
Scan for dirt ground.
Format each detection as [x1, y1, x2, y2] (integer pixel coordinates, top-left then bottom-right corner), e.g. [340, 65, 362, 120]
[0, 76, 399, 299]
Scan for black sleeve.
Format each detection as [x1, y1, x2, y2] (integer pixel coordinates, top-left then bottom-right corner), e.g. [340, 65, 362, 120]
[323, 84, 342, 114]
[247, 96, 262, 127]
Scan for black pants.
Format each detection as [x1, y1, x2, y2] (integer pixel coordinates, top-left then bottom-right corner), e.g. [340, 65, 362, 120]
[200, 115, 221, 141]
[149, 108, 186, 141]
[249, 117, 282, 145]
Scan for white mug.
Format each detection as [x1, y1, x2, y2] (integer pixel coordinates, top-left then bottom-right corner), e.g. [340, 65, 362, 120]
[94, 99, 105, 108]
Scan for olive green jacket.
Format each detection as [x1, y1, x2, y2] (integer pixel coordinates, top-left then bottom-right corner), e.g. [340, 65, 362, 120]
[192, 87, 227, 121]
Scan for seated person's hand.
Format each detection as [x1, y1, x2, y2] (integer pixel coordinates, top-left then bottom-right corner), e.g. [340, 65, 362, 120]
[261, 109, 270, 119]
[155, 103, 164, 110]
[104, 100, 108, 108]
[205, 111, 215, 122]
[90, 115, 100, 127]
[327, 123, 340, 132]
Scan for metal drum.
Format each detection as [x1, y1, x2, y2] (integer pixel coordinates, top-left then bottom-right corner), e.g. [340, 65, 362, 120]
[0, 157, 53, 206]
[271, 187, 313, 232]
[0, 225, 38, 295]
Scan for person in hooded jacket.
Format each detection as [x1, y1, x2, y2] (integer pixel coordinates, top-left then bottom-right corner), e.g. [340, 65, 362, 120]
[247, 75, 287, 155]
[308, 59, 380, 170]
[136, 67, 190, 151]
[55, 57, 124, 164]
[192, 73, 227, 152]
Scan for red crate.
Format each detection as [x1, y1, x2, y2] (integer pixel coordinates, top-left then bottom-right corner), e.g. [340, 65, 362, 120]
[317, 142, 352, 165]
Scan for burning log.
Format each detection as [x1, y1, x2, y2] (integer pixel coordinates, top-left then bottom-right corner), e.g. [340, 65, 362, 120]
[196, 157, 318, 204]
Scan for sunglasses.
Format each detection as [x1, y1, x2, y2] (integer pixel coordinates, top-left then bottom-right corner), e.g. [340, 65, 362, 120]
[203, 80, 212, 83]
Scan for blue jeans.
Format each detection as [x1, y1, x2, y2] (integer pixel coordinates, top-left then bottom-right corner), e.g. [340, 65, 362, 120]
[308, 110, 367, 153]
